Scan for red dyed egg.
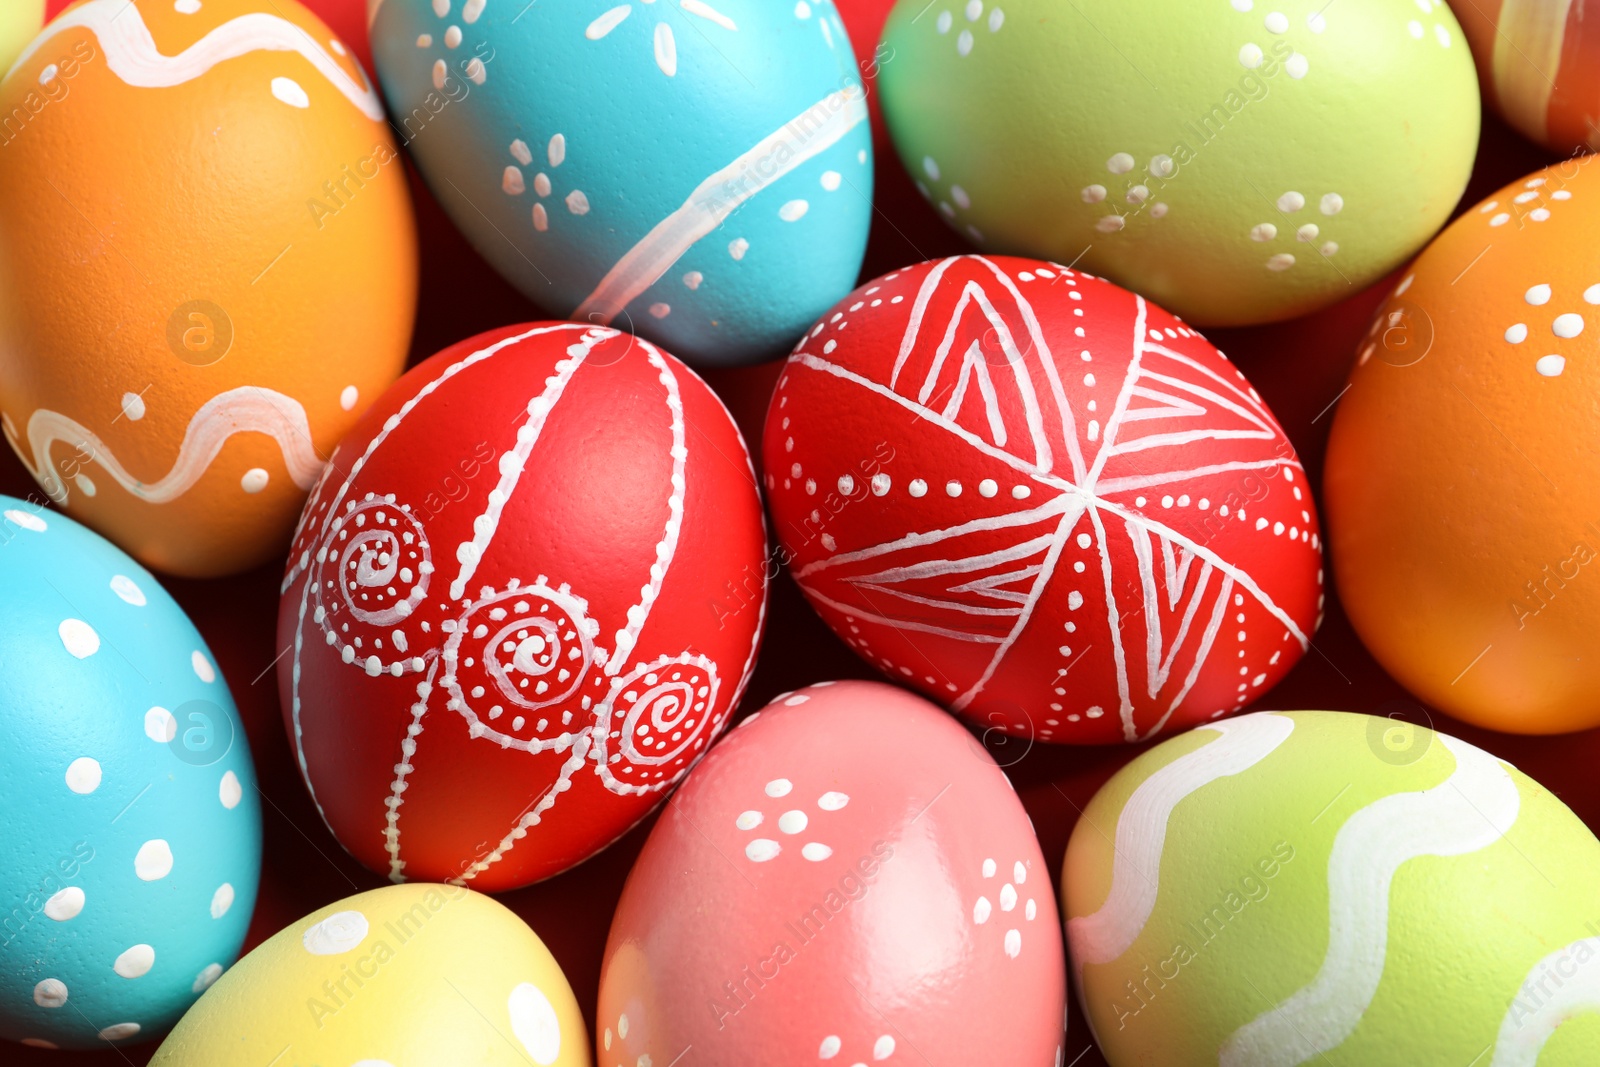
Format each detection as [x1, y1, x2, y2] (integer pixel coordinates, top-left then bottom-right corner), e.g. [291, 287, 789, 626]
[597, 679, 1066, 1065]
[763, 256, 1322, 744]
[276, 322, 768, 890]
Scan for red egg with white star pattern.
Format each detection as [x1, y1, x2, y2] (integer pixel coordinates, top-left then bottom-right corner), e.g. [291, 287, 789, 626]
[763, 256, 1322, 744]
[276, 322, 768, 890]
[597, 679, 1067, 1066]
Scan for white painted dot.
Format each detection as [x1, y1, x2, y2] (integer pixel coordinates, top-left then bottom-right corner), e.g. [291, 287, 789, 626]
[1505, 323, 1527, 343]
[1585, 285, 1600, 305]
[1012, 485, 1030, 499]
[4, 508, 45, 531]
[1251, 222, 1277, 242]
[946, 481, 963, 497]
[736, 810, 763, 830]
[508, 982, 563, 1065]
[1267, 253, 1296, 271]
[109, 574, 147, 606]
[649, 302, 671, 319]
[59, 619, 99, 659]
[746, 838, 781, 862]
[1296, 223, 1319, 242]
[801, 842, 833, 861]
[117, 392, 147, 422]
[114, 944, 155, 979]
[765, 778, 793, 797]
[302, 910, 369, 955]
[135, 839, 173, 881]
[66, 757, 101, 794]
[339, 385, 359, 411]
[1068, 591, 1084, 609]
[1527, 284, 1552, 305]
[1320, 193, 1344, 215]
[270, 77, 310, 108]
[565, 190, 590, 215]
[175, 0, 202, 12]
[1005, 929, 1022, 957]
[909, 479, 928, 497]
[1490, 213, 1510, 226]
[192, 963, 222, 993]
[33, 979, 67, 1008]
[821, 1036, 841, 1058]
[1537, 354, 1567, 377]
[871, 473, 891, 496]
[144, 706, 176, 743]
[192, 650, 217, 683]
[1435, 22, 1450, 46]
[1264, 11, 1288, 32]
[728, 238, 749, 260]
[1285, 51, 1308, 77]
[210, 883, 234, 919]
[1238, 43, 1263, 68]
[44, 886, 84, 922]
[874, 1036, 896, 1060]
[818, 791, 849, 810]
[957, 28, 974, 54]
[778, 810, 809, 834]
[219, 770, 243, 809]
[1107, 152, 1135, 174]
[779, 199, 810, 222]
[1081, 184, 1107, 203]
[951, 185, 971, 209]
[1277, 191, 1305, 212]
[923, 156, 941, 180]
[821, 170, 842, 191]
[99, 1023, 140, 1041]
[240, 468, 270, 494]
[979, 479, 998, 497]
[1553, 313, 1585, 338]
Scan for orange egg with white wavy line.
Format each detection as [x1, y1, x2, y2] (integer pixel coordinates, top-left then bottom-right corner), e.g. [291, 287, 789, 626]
[0, 0, 416, 577]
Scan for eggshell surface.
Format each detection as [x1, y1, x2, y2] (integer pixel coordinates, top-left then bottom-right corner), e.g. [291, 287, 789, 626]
[149, 883, 589, 1067]
[876, 0, 1481, 326]
[1324, 158, 1600, 735]
[598, 680, 1067, 1066]
[0, 497, 261, 1050]
[277, 322, 768, 891]
[0, 0, 417, 577]
[1064, 710, 1600, 1065]
[369, 0, 873, 365]
[1457, 0, 1600, 154]
[764, 256, 1322, 744]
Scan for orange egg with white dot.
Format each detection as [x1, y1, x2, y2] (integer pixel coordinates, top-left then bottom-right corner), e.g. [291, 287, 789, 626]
[0, 0, 416, 577]
[1326, 157, 1600, 734]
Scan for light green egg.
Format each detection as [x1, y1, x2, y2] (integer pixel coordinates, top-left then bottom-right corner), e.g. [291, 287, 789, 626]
[1062, 710, 1600, 1065]
[877, 0, 1480, 326]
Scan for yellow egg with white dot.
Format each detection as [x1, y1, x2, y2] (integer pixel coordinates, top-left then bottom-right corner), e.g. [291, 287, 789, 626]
[149, 884, 588, 1067]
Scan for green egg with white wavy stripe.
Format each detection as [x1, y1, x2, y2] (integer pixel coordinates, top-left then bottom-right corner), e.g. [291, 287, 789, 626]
[877, 0, 1480, 326]
[1062, 710, 1600, 1064]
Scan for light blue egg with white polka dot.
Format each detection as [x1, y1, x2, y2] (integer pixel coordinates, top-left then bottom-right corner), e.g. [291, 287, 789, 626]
[371, 0, 874, 365]
[0, 497, 262, 1050]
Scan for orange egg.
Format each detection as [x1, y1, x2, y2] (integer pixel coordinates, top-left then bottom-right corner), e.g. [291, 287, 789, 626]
[0, 0, 416, 577]
[1325, 156, 1600, 735]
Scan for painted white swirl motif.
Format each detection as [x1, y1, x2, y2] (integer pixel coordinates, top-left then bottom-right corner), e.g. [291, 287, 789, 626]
[309, 493, 434, 677]
[595, 652, 722, 795]
[785, 256, 1313, 741]
[441, 579, 606, 749]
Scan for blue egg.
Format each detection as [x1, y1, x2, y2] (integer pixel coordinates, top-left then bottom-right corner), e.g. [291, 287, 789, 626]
[0, 498, 262, 1050]
[372, 0, 874, 365]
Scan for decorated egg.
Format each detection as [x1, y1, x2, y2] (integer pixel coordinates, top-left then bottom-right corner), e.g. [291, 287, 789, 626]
[1457, 2, 1600, 153]
[149, 884, 588, 1065]
[0, 1, 42, 72]
[598, 680, 1067, 1065]
[1324, 158, 1600, 735]
[0, 0, 417, 578]
[876, 0, 1480, 326]
[0, 497, 261, 1050]
[764, 256, 1322, 744]
[369, 0, 872, 366]
[1064, 710, 1600, 1064]
[277, 322, 768, 890]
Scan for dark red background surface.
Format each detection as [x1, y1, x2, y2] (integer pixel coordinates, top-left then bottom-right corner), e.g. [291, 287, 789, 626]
[13, 2, 1581, 1064]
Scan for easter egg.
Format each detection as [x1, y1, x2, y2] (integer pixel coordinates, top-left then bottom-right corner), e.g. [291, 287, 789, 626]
[149, 883, 588, 1065]
[277, 322, 768, 890]
[598, 680, 1067, 1065]
[876, 0, 1480, 326]
[0, 0, 417, 578]
[0, 1, 42, 72]
[1457, 1, 1600, 154]
[369, 0, 873, 366]
[1324, 158, 1600, 735]
[1063, 710, 1600, 1064]
[763, 256, 1322, 744]
[0, 498, 261, 1050]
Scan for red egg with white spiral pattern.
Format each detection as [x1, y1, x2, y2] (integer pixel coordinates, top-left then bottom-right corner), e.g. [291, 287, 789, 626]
[763, 255, 1322, 744]
[277, 322, 768, 890]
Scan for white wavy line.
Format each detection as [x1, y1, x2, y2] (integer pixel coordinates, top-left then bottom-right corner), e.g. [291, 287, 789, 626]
[10, 0, 384, 120]
[1067, 712, 1294, 983]
[572, 86, 868, 324]
[452, 734, 592, 885]
[1490, 937, 1600, 1067]
[5, 387, 322, 506]
[1221, 734, 1521, 1066]
[607, 340, 686, 675]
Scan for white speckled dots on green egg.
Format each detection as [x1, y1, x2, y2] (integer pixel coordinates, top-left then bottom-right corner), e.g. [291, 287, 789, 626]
[1062, 711, 1600, 1065]
[0, 499, 261, 1050]
[878, 0, 1481, 326]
